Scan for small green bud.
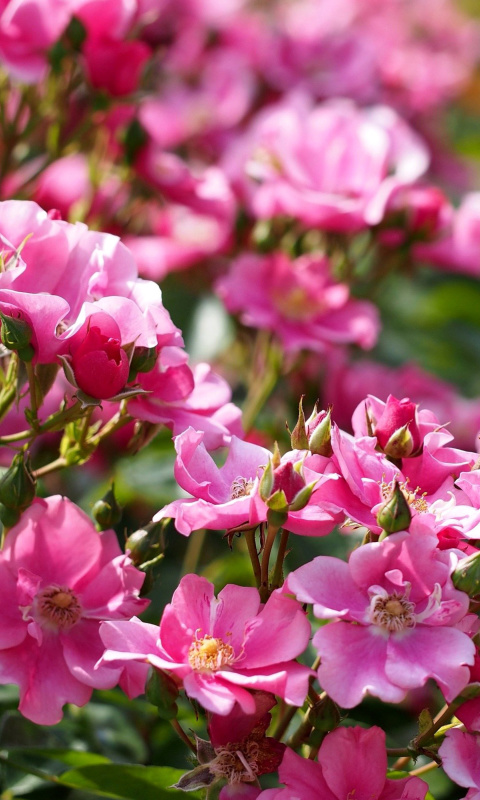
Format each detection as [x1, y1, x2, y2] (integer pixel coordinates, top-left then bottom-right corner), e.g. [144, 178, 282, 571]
[128, 346, 157, 382]
[125, 520, 166, 569]
[92, 484, 122, 530]
[376, 480, 412, 534]
[259, 459, 274, 502]
[383, 424, 414, 459]
[0, 504, 21, 529]
[308, 407, 332, 457]
[290, 397, 309, 450]
[0, 311, 33, 352]
[452, 551, 480, 598]
[0, 452, 36, 512]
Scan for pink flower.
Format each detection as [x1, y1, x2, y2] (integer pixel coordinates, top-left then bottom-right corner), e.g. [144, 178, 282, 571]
[0, 0, 72, 82]
[154, 427, 271, 536]
[439, 728, 480, 800]
[223, 95, 429, 232]
[0, 200, 180, 364]
[216, 252, 379, 353]
[83, 38, 151, 97]
[100, 574, 311, 715]
[128, 353, 243, 450]
[0, 496, 148, 725]
[286, 521, 475, 707]
[371, 395, 422, 457]
[352, 394, 474, 494]
[257, 726, 428, 800]
[414, 193, 480, 277]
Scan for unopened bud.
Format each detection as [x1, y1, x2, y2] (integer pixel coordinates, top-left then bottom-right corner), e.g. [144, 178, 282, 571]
[0, 452, 36, 513]
[376, 480, 411, 534]
[290, 397, 309, 450]
[452, 551, 480, 598]
[125, 520, 166, 569]
[128, 346, 158, 382]
[308, 407, 332, 457]
[383, 424, 414, 459]
[0, 311, 34, 360]
[92, 484, 122, 530]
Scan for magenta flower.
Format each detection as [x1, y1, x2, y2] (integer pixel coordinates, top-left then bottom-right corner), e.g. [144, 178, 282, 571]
[439, 728, 480, 800]
[216, 252, 379, 354]
[257, 726, 427, 800]
[352, 394, 474, 494]
[286, 522, 475, 707]
[154, 427, 271, 536]
[0, 496, 148, 725]
[224, 95, 429, 232]
[100, 574, 311, 715]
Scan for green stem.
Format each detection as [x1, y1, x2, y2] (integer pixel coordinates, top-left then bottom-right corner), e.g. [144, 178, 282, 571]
[410, 761, 439, 777]
[25, 360, 39, 425]
[33, 457, 68, 479]
[170, 719, 196, 753]
[245, 528, 262, 588]
[242, 332, 281, 433]
[272, 702, 300, 742]
[0, 750, 62, 785]
[0, 353, 18, 423]
[87, 404, 132, 448]
[259, 523, 280, 602]
[181, 529, 206, 577]
[271, 529, 290, 590]
[392, 698, 464, 771]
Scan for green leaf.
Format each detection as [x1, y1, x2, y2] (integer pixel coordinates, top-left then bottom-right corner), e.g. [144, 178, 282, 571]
[8, 747, 111, 767]
[56, 764, 204, 799]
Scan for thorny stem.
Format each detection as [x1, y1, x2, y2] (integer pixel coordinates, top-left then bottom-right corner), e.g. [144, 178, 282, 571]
[392, 698, 464, 771]
[33, 457, 68, 479]
[181, 528, 206, 578]
[271, 529, 290, 590]
[242, 331, 281, 433]
[245, 528, 262, 588]
[272, 657, 320, 742]
[170, 719, 196, 753]
[259, 523, 281, 602]
[409, 761, 440, 777]
[25, 361, 39, 425]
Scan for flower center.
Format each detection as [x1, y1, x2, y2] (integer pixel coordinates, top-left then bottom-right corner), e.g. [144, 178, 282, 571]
[35, 585, 82, 630]
[380, 478, 428, 513]
[230, 476, 254, 500]
[210, 740, 260, 784]
[369, 591, 416, 633]
[188, 634, 235, 672]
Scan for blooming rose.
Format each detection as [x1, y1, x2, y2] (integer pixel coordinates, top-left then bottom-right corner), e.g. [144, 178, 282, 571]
[0, 496, 149, 724]
[99, 573, 311, 715]
[257, 726, 428, 800]
[286, 520, 475, 707]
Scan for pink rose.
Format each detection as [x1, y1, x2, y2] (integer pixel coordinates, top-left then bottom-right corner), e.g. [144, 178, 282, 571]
[0, 496, 148, 724]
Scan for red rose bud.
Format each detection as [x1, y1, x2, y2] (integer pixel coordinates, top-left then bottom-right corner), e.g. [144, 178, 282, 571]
[374, 395, 422, 458]
[272, 461, 306, 505]
[70, 326, 129, 399]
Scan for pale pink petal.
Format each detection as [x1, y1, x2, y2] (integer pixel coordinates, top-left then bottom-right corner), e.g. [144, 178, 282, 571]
[286, 557, 367, 620]
[386, 626, 475, 702]
[314, 623, 406, 707]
